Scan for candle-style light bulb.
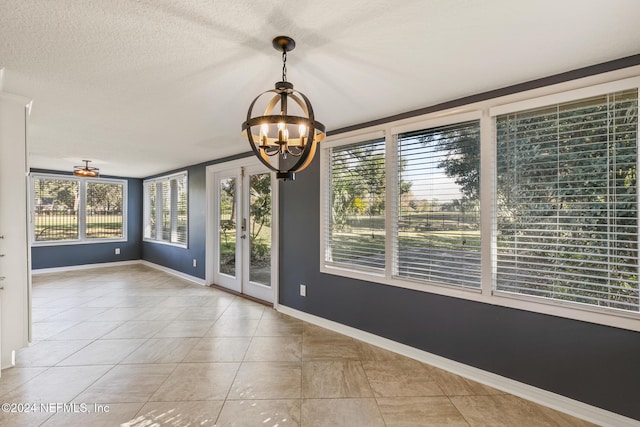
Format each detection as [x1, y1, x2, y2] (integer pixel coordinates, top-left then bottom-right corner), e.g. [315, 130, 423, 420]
[260, 123, 269, 146]
[299, 124, 307, 146]
[278, 122, 285, 142]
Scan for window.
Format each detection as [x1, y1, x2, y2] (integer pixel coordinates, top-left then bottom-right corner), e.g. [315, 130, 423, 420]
[85, 182, 125, 239]
[321, 76, 640, 330]
[144, 172, 188, 246]
[495, 89, 639, 312]
[325, 137, 386, 271]
[31, 174, 126, 244]
[323, 120, 481, 288]
[396, 121, 481, 288]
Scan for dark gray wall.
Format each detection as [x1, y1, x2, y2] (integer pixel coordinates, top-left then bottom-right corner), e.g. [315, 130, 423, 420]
[279, 158, 640, 421]
[31, 172, 142, 269]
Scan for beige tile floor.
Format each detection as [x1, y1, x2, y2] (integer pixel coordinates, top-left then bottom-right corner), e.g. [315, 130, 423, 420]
[0, 264, 597, 426]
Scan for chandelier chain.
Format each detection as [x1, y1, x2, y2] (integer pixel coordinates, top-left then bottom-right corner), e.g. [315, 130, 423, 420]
[282, 50, 287, 82]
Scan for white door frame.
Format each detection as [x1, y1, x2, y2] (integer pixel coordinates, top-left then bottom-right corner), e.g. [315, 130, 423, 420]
[205, 157, 279, 305]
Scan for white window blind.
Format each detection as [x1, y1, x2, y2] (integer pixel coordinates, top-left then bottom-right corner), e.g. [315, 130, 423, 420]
[496, 89, 639, 312]
[325, 138, 386, 270]
[395, 121, 481, 288]
[143, 172, 188, 246]
[161, 181, 171, 241]
[144, 182, 157, 239]
[175, 176, 188, 244]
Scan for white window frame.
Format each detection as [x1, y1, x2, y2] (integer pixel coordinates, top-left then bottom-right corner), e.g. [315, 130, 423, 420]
[322, 131, 387, 274]
[320, 70, 640, 332]
[321, 114, 484, 296]
[393, 115, 483, 289]
[30, 173, 128, 246]
[143, 171, 188, 248]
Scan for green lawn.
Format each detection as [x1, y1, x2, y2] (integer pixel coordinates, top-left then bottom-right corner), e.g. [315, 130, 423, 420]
[34, 214, 123, 240]
[330, 213, 480, 264]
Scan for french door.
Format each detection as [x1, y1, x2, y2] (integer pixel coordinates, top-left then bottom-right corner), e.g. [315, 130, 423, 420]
[211, 161, 277, 303]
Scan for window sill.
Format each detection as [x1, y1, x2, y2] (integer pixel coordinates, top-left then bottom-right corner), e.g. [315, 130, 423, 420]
[143, 238, 188, 249]
[31, 238, 127, 247]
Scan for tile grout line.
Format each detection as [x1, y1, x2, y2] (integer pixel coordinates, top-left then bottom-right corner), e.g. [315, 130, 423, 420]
[300, 321, 306, 425]
[212, 304, 265, 425]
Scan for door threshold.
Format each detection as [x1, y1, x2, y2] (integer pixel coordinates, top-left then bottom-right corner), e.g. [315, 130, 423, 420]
[208, 283, 273, 307]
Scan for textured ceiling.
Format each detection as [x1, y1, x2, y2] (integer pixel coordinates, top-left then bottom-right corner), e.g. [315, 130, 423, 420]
[1, 0, 640, 177]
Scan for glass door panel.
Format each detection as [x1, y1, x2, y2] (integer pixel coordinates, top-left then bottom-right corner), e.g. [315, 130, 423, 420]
[219, 177, 237, 278]
[248, 172, 271, 287]
[241, 166, 274, 302]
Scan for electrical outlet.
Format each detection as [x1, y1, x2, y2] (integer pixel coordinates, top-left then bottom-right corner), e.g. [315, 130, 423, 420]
[300, 284, 306, 297]
[115, 248, 120, 255]
[193, 259, 197, 267]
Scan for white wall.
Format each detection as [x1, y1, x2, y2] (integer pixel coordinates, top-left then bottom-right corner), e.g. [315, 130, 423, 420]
[0, 91, 31, 369]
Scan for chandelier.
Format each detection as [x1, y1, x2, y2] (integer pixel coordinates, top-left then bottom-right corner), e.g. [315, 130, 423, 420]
[73, 160, 99, 177]
[242, 36, 325, 181]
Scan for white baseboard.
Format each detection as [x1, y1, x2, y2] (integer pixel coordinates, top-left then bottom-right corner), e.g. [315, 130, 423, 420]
[32, 260, 142, 275]
[277, 305, 639, 427]
[140, 260, 206, 286]
[32, 260, 207, 287]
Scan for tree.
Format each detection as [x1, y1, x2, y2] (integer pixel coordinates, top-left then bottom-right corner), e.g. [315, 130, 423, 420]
[494, 93, 638, 309]
[219, 178, 236, 250]
[418, 121, 480, 200]
[86, 183, 123, 213]
[35, 178, 79, 212]
[249, 173, 271, 241]
[330, 140, 412, 231]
